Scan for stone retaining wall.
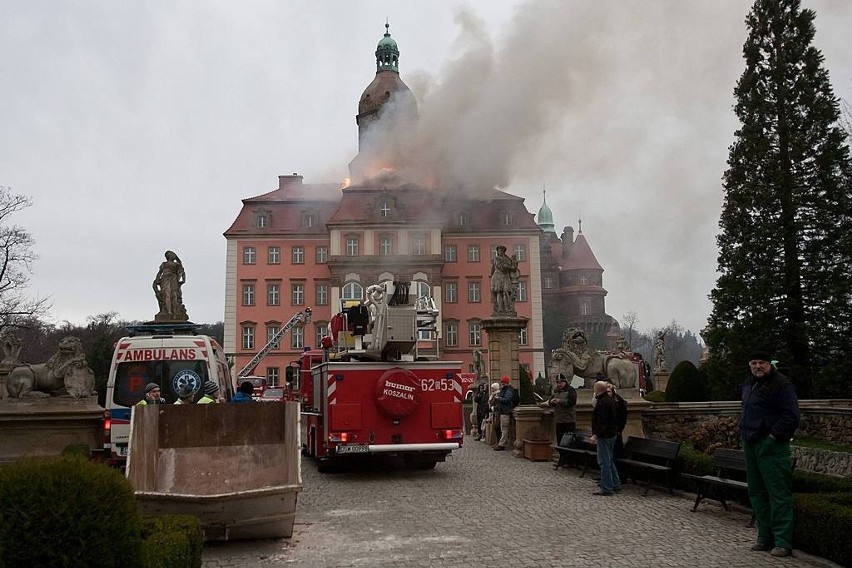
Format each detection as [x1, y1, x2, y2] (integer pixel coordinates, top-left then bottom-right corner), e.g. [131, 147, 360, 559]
[641, 400, 852, 477]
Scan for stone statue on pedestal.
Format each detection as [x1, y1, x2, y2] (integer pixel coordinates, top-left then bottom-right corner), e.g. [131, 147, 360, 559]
[490, 245, 519, 316]
[153, 250, 188, 321]
[654, 330, 667, 372]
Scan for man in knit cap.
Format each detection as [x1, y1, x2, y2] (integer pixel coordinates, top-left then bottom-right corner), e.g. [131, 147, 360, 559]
[137, 382, 164, 405]
[197, 380, 220, 404]
[740, 349, 799, 558]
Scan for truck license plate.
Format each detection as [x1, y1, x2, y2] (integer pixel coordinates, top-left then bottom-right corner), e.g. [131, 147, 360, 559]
[336, 444, 369, 454]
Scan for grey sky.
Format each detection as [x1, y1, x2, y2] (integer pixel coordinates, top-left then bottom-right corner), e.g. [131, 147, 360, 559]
[2, 1, 851, 336]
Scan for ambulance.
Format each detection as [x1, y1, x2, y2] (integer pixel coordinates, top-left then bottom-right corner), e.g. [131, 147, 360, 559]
[103, 325, 233, 468]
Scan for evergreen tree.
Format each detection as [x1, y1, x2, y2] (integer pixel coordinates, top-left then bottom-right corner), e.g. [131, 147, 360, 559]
[707, 0, 852, 399]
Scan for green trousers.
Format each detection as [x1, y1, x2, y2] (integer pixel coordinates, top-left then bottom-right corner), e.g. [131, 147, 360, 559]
[742, 437, 794, 549]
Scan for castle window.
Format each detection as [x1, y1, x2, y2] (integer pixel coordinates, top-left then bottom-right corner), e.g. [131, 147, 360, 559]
[243, 246, 256, 265]
[342, 281, 364, 300]
[444, 245, 457, 262]
[445, 321, 458, 347]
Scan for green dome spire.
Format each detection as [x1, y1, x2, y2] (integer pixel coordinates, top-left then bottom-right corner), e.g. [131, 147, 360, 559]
[375, 22, 399, 73]
[537, 188, 556, 234]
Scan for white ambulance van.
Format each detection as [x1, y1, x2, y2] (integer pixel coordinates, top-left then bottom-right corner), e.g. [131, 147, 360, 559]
[103, 326, 233, 468]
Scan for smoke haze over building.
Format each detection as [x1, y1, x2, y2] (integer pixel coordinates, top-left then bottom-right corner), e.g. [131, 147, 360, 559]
[2, 1, 851, 335]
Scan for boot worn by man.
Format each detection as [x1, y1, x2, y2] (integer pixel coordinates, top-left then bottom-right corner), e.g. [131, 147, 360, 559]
[770, 547, 792, 557]
[750, 542, 772, 552]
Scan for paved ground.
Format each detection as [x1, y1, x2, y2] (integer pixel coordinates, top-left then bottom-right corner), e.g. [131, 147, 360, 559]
[202, 438, 834, 567]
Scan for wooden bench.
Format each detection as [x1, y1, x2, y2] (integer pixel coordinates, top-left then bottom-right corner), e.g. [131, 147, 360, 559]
[682, 448, 749, 514]
[552, 431, 597, 477]
[617, 436, 681, 496]
[683, 448, 796, 525]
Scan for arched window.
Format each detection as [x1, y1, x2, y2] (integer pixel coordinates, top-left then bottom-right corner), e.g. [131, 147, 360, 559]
[342, 281, 364, 301]
[413, 281, 432, 339]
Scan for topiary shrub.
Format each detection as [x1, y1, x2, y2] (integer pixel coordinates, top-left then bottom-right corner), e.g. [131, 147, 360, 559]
[665, 360, 711, 402]
[0, 456, 142, 568]
[140, 515, 203, 568]
[793, 492, 852, 566]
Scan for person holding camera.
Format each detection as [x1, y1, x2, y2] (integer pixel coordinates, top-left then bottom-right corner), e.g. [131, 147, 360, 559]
[541, 374, 576, 444]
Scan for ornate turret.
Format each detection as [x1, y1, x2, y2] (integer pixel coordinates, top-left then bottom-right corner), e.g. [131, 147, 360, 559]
[537, 188, 556, 235]
[374, 22, 399, 73]
[350, 23, 418, 181]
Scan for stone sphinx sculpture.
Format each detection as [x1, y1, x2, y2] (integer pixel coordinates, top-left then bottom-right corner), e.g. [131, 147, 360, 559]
[6, 336, 95, 398]
[549, 328, 636, 389]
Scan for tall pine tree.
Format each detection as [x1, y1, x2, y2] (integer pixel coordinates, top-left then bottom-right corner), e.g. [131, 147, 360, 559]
[707, 0, 852, 399]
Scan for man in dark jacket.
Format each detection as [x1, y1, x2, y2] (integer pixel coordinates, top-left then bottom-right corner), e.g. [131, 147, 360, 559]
[542, 374, 576, 443]
[740, 350, 799, 558]
[473, 384, 490, 440]
[492, 376, 515, 451]
[590, 381, 621, 496]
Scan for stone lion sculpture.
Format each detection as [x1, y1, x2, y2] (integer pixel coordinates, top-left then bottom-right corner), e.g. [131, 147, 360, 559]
[6, 336, 96, 398]
[549, 328, 637, 389]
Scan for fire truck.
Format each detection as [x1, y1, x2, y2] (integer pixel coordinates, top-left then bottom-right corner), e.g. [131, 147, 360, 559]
[287, 281, 467, 472]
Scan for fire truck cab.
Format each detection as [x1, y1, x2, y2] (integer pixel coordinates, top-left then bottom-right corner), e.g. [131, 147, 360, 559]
[289, 281, 465, 471]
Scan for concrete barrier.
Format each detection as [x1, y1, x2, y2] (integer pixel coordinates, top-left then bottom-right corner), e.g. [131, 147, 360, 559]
[127, 401, 302, 541]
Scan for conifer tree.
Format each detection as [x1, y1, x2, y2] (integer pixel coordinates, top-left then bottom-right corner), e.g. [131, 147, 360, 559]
[706, 0, 852, 399]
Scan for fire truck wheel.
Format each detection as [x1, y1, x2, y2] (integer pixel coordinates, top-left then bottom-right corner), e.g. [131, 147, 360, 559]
[375, 368, 421, 417]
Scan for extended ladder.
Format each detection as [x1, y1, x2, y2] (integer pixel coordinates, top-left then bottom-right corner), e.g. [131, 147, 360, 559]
[237, 308, 312, 378]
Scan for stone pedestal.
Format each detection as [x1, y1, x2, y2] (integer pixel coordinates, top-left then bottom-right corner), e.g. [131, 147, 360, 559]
[573, 388, 650, 439]
[511, 405, 551, 457]
[653, 371, 670, 393]
[482, 315, 529, 453]
[0, 397, 103, 463]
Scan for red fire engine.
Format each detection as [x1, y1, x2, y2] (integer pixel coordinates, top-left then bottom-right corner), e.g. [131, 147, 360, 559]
[286, 281, 466, 471]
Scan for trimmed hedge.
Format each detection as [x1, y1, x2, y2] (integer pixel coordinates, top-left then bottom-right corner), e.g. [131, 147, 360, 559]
[674, 445, 852, 564]
[793, 469, 852, 494]
[0, 456, 143, 568]
[793, 492, 852, 566]
[642, 390, 666, 403]
[141, 515, 204, 568]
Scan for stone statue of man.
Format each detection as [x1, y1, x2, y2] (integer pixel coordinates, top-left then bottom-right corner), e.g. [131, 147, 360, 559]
[489, 245, 519, 316]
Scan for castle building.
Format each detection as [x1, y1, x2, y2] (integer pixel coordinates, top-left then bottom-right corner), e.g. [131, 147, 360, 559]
[223, 26, 613, 384]
[536, 190, 617, 352]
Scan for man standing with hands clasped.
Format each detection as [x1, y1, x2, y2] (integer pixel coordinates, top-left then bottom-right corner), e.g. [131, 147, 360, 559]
[740, 349, 799, 558]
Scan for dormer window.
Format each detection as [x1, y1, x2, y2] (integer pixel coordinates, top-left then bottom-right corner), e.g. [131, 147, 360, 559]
[458, 211, 470, 227]
[256, 212, 269, 228]
[501, 211, 513, 226]
[380, 200, 391, 218]
[302, 211, 317, 228]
